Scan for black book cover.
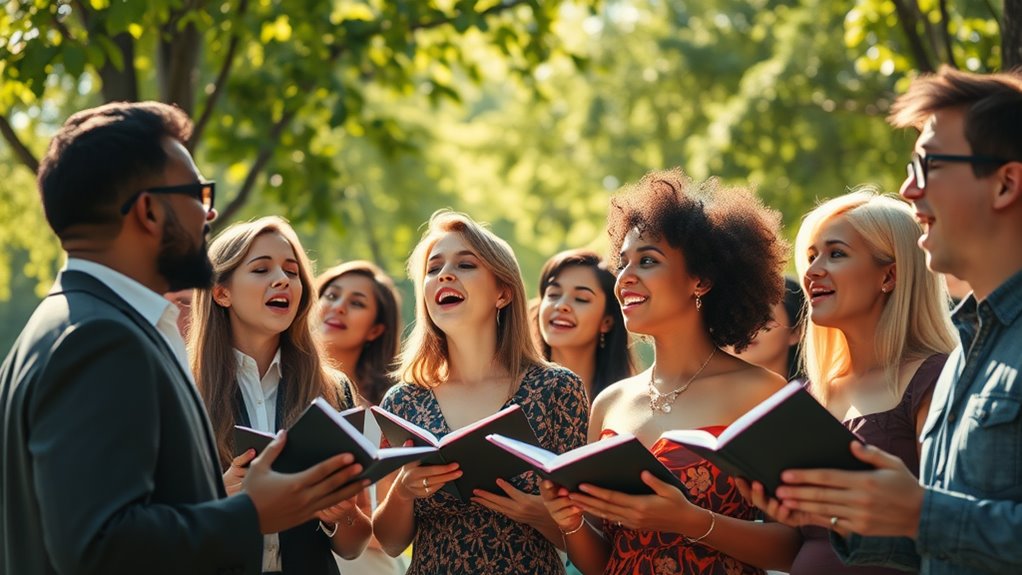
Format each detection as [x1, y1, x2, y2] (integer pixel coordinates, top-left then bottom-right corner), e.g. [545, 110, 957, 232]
[371, 404, 540, 502]
[486, 433, 686, 495]
[233, 399, 434, 486]
[661, 382, 873, 496]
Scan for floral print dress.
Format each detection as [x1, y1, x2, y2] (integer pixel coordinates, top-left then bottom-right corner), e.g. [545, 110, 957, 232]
[601, 427, 765, 575]
[379, 364, 589, 575]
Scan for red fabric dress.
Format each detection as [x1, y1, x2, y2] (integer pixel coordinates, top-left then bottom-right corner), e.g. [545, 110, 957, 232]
[601, 428, 765, 575]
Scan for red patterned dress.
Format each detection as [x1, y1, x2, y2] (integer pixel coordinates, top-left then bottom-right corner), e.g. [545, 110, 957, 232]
[601, 428, 765, 575]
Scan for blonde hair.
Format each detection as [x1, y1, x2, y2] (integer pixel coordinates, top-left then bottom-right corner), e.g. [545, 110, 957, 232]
[190, 216, 352, 468]
[399, 210, 544, 389]
[794, 189, 957, 403]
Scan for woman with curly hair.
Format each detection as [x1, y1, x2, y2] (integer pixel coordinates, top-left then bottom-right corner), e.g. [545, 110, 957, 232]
[534, 249, 636, 403]
[540, 169, 799, 575]
[372, 210, 589, 574]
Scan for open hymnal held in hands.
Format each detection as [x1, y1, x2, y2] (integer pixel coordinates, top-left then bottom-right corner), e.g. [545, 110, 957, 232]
[371, 404, 540, 501]
[233, 399, 434, 486]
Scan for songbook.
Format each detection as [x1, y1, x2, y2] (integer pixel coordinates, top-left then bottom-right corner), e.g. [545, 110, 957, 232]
[485, 432, 686, 495]
[370, 404, 540, 502]
[233, 399, 435, 486]
[660, 382, 873, 496]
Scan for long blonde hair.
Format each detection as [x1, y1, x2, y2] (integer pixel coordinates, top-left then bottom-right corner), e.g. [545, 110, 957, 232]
[190, 216, 351, 468]
[399, 210, 544, 390]
[794, 189, 957, 403]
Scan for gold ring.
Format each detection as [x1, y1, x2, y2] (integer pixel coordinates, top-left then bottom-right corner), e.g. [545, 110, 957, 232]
[830, 516, 839, 529]
[423, 478, 429, 489]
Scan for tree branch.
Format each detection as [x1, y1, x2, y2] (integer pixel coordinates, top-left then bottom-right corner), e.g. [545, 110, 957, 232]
[190, 0, 250, 150]
[414, 0, 530, 31]
[938, 0, 958, 68]
[891, 0, 936, 72]
[0, 115, 40, 174]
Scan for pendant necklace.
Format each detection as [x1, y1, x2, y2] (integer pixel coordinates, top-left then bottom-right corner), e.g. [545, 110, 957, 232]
[647, 348, 717, 414]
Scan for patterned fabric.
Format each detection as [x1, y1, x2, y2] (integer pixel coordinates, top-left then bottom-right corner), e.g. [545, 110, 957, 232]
[379, 364, 589, 575]
[601, 428, 765, 575]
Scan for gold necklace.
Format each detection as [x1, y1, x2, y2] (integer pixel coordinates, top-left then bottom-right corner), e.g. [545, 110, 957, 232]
[647, 348, 717, 414]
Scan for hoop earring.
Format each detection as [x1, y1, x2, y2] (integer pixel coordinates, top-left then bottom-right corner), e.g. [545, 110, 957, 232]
[599, 332, 606, 349]
[695, 294, 703, 311]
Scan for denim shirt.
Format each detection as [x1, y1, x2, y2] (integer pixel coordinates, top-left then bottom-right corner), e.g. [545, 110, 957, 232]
[833, 268, 1022, 574]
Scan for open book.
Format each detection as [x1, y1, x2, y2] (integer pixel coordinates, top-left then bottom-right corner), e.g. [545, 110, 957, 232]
[233, 399, 435, 486]
[371, 404, 540, 502]
[661, 382, 873, 496]
[485, 432, 686, 494]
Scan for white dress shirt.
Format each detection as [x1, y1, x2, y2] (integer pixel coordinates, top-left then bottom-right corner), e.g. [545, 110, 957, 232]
[233, 348, 283, 572]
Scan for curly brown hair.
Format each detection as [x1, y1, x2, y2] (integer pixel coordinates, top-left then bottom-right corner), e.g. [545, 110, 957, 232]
[607, 168, 787, 352]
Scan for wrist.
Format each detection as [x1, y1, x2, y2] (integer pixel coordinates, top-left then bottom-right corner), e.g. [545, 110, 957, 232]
[559, 517, 586, 537]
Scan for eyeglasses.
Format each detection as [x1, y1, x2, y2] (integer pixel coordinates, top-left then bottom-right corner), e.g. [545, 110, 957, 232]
[120, 181, 216, 215]
[906, 153, 1009, 189]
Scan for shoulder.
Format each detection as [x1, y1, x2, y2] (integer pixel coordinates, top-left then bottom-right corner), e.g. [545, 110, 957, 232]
[716, 358, 788, 412]
[591, 371, 644, 422]
[379, 381, 428, 411]
[524, 363, 583, 391]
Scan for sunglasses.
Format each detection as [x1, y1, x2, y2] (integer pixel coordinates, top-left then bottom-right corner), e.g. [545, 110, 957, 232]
[120, 181, 216, 215]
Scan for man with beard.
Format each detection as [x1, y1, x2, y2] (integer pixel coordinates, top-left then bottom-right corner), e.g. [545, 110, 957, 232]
[0, 102, 368, 575]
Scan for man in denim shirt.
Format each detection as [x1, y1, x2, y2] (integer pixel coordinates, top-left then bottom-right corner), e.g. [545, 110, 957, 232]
[769, 68, 1022, 573]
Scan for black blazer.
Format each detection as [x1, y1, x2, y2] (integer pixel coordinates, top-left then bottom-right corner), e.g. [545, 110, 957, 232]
[0, 271, 262, 575]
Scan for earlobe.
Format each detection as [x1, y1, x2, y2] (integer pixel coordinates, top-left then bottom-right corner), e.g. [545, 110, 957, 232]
[212, 285, 231, 308]
[994, 163, 1022, 210]
[366, 323, 385, 342]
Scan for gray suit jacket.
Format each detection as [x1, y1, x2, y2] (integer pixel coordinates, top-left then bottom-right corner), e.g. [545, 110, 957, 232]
[0, 271, 262, 575]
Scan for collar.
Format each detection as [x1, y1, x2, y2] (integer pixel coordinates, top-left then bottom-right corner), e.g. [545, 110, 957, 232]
[65, 258, 176, 329]
[232, 347, 283, 379]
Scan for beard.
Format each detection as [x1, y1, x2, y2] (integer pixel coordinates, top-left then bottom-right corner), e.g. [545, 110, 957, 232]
[157, 210, 214, 291]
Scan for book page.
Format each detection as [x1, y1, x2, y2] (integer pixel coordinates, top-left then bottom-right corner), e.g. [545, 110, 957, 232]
[550, 433, 638, 469]
[659, 428, 720, 450]
[370, 405, 441, 446]
[486, 434, 557, 468]
[439, 404, 522, 446]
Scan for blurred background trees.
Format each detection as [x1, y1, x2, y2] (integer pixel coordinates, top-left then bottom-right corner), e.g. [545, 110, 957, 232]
[0, 0, 1013, 348]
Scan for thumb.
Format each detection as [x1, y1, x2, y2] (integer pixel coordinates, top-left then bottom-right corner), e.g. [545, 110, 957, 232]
[252, 429, 287, 470]
[849, 441, 896, 469]
[641, 471, 682, 499]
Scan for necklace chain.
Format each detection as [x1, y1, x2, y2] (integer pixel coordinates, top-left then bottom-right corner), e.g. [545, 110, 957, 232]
[647, 348, 717, 414]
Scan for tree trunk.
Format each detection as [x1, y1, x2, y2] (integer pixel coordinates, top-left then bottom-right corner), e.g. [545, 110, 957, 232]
[158, 22, 201, 114]
[1004, 0, 1022, 70]
[98, 32, 139, 102]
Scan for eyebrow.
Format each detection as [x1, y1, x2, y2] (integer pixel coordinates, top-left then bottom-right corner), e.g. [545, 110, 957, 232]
[619, 245, 666, 259]
[427, 249, 478, 262]
[545, 280, 597, 295]
[246, 255, 299, 265]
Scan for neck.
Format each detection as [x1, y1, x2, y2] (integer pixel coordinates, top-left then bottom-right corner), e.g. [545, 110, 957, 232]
[841, 323, 882, 381]
[328, 344, 363, 387]
[66, 247, 168, 294]
[551, 344, 597, 398]
[445, 326, 504, 386]
[760, 355, 789, 381]
[233, 330, 281, 379]
[651, 329, 717, 379]
[961, 253, 1022, 302]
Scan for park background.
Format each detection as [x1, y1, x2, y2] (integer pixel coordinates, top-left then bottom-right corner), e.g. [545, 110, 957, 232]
[1, 0, 1017, 352]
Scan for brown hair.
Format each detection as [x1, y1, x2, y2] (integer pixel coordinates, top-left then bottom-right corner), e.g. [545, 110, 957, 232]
[399, 210, 545, 389]
[316, 261, 402, 405]
[190, 216, 352, 468]
[607, 168, 788, 351]
[889, 66, 1022, 177]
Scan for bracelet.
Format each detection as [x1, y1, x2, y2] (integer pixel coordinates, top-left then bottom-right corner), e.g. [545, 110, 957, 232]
[560, 518, 586, 537]
[685, 508, 715, 544]
[318, 520, 338, 538]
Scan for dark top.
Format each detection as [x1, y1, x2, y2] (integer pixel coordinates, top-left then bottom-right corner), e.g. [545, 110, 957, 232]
[601, 427, 765, 575]
[0, 271, 261, 575]
[379, 364, 588, 575]
[790, 353, 948, 575]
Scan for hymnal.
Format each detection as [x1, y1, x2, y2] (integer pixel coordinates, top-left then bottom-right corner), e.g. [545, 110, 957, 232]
[660, 382, 872, 496]
[486, 432, 685, 495]
[233, 399, 434, 486]
[371, 404, 540, 501]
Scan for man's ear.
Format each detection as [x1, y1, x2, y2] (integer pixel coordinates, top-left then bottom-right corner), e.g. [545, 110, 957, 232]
[126, 192, 162, 235]
[212, 284, 231, 308]
[993, 162, 1022, 211]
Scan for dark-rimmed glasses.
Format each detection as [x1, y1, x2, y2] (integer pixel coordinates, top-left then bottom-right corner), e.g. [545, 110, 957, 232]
[120, 181, 216, 215]
[907, 153, 1008, 190]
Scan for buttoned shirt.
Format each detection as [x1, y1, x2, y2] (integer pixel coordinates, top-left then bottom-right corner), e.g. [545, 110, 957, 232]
[834, 269, 1022, 573]
[233, 348, 283, 572]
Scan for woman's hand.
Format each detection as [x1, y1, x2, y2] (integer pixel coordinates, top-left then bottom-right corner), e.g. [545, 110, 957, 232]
[315, 494, 360, 525]
[393, 460, 462, 501]
[735, 478, 815, 528]
[568, 471, 699, 534]
[223, 448, 256, 496]
[472, 477, 550, 525]
[539, 479, 585, 533]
